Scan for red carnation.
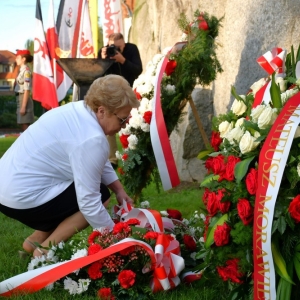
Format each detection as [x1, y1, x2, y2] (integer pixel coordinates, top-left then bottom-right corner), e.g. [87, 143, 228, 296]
[216, 258, 244, 284]
[211, 131, 222, 151]
[122, 153, 128, 161]
[289, 195, 300, 223]
[118, 270, 136, 289]
[144, 231, 159, 240]
[117, 167, 125, 175]
[113, 222, 131, 235]
[214, 222, 231, 246]
[98, 287, 115, 300]
[237, 198, 254, 225]
[88, 261, 103, 279]
[125, 218, 141, 226]
[245, 168, 258, 195]
[134, 88, 142, 100]
[167, 208, 182, 220]
[88, 243, 103, 255]
[183, 234, 197, 251]
[88, 230, 101, 245]
[143, 111, 152, 124]
[119, 134, 130, 149]
[165, 60, 177, 76]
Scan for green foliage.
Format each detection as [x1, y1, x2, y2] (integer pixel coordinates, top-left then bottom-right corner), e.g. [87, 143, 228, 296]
[173, 10, 223, 91]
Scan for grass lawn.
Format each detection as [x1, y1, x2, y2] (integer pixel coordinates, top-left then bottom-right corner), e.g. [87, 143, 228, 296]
[0, 137, 229, 299]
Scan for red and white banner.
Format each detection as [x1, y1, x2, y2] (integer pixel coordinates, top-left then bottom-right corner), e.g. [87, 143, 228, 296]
[33, 0, 58, 110]
[256, 47, 286, 75]
[0, 207, 184, 296]
[77, 0, 95, 58]
[150, 45, 181, 191]
[100, 0, 124, 45]
[253, 92, 300, 299]
[46, 0, 72, 101]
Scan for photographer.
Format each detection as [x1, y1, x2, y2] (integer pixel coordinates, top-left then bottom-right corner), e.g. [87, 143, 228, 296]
[98, 32, 142, 88]
[98, 33, 143, 168]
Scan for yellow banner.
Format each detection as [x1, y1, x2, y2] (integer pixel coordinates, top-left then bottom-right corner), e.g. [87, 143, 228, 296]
[88, 0, 98, 56]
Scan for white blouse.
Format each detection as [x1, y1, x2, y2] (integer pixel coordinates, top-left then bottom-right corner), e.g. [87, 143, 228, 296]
[0, 101, 117, 229]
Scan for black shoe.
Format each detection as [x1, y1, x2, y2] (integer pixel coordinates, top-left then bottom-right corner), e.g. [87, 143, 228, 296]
[111, 163, 118, 170]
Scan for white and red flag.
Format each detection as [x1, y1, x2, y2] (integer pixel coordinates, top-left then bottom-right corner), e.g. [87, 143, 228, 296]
[56, 0, 84, 58]
[100, 0, 124, 45]
[77, 0, 95, 58]
[256, 47, 287, 75]
[46, 0, 72, 101]
[33, 0, 58, 110]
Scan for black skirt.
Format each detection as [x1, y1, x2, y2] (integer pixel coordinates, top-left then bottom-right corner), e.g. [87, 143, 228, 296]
[0, 183, 111, 231]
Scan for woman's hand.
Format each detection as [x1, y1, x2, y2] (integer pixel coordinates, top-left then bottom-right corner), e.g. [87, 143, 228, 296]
[107, 180, 134, 206]
[20, 106, 26, 115]
[115, 190, 134, 206]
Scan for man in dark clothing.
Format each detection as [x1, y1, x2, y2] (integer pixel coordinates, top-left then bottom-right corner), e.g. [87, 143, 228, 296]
[98, 33, 143, 168]
[98, 33, 142, 87]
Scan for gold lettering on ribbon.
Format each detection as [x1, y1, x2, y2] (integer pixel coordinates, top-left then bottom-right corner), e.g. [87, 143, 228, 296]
[255, 195, 272, 299]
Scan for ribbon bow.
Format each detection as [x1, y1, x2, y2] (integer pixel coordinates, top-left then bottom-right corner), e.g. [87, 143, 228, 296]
[123, 207, 184, 292]
[256, 47, 286, 75]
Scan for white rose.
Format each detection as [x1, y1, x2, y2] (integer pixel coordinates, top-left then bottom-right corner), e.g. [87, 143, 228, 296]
[77, 279, 91, 294]
[115, 150, 122, 160]
[164, 84, 176, 95]
[250, 105, 265, 123]
[275, 77, 287, 92]
[250, 78, 268, 95]
[297, 162, 300, 177]
[138, 98, 150, 114]
[129, 114, 143, 129]
[235, 117, 245, 128]
[231, 99, 247, 116]
[224, 127, 244, 145]
[257, 106, 277, 129]
[281, 88, 298, 105]
[64, 277, 78, 295]
[128, 134, 138, 149]
[119, 124, 131, 135]
[140, 201, 150, 208]
[239, 131, 260, 154]
[141, 123, 150, 132]
[218, 121, 234, 138]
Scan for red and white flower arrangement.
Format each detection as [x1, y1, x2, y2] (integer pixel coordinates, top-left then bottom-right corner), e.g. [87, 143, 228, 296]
[195, 46, 300, 299]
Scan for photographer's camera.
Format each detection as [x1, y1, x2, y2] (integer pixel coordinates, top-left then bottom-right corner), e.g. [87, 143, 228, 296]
[106, 45, 120, 58]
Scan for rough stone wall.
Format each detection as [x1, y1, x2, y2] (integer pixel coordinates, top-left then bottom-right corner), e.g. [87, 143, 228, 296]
[130, 0, 300, 181]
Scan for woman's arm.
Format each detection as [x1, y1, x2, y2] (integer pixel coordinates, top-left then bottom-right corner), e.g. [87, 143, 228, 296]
[20, 90, 30, 115]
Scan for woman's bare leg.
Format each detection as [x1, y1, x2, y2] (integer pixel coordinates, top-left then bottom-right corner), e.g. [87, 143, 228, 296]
[21, 124, 30, 131]
[24, 211, 89, 257]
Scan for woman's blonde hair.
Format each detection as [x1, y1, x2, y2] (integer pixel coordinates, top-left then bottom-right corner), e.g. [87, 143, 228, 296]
[84, 75, 140, 113]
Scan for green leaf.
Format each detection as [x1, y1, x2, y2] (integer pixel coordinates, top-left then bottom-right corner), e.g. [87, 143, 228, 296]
[272, 242, 295, 284]
[204, 214, 228, 249]
[198, 149, 213, 160]
[200, 174, 220, 187]
[234, 156, 255, 183]
[270, 72, 282, 109]
[277, 216, 287, 235]
[293, 252, 300, 281]
[231, 86, 244, 101]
